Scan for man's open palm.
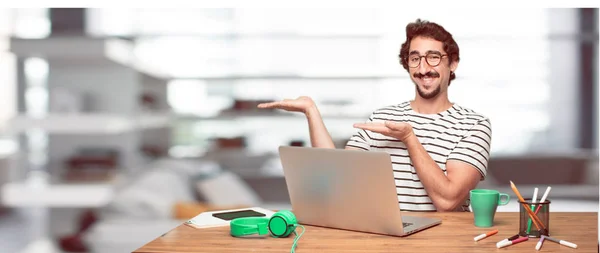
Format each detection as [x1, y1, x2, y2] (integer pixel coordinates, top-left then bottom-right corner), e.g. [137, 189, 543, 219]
[353, 121, 414, 142]
[257, 96, 315, 113]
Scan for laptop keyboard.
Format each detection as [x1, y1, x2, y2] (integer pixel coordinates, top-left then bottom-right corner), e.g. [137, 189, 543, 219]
[402, 222, 413, 228]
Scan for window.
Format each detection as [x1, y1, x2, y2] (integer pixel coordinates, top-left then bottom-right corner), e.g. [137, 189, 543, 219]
[10, 8, 50, 39]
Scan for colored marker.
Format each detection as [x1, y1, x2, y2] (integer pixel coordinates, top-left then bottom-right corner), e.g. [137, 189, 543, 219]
[535, 236, 545, 251]
[496, 234, 520, 248]
[534, 186, 552, 214]
[542, 235, 578, 249]
[497, 236, 528, 248]
[474, 229, 498, 241]
[527, 187, 539, 233]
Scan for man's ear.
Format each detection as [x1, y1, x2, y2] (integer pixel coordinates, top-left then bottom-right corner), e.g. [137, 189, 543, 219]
[450, 60, 459, 73]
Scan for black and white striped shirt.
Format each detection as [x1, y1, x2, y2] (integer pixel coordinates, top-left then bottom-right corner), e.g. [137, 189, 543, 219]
[346, 101, 492, 212]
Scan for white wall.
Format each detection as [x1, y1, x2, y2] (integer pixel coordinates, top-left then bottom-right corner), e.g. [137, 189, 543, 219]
[545, 9, 580, 151]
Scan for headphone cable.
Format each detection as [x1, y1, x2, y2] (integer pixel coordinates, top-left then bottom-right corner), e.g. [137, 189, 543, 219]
[290, 225, 305, 253]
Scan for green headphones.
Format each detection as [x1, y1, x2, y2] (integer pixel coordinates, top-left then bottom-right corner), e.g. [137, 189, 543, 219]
[230, 210, 305, 253]
[230, 210, 298, 237]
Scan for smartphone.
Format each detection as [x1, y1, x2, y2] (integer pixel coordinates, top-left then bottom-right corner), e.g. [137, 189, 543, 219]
[212, 209, 267, 221]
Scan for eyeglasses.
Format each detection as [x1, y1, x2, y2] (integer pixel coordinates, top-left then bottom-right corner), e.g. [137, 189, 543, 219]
[404, 52, 448, 68]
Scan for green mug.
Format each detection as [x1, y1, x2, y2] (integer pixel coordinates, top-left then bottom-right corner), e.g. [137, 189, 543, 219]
[470, 189, 510, 227]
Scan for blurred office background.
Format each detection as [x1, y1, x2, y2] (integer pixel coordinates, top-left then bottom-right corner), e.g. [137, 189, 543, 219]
[0, 7, 597, 253]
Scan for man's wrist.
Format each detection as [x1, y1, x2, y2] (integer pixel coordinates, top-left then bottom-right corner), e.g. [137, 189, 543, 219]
[403, 132, 419, 147]
[304, 104, 319, 118]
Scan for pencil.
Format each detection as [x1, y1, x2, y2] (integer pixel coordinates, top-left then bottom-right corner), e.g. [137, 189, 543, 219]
[509, 181, 545, 230]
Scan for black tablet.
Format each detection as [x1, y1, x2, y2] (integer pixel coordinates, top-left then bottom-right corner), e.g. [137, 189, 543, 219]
[211, 209, 267, 221]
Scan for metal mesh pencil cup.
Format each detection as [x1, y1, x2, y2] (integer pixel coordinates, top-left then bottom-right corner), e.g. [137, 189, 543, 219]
[519, 198, 550, 238]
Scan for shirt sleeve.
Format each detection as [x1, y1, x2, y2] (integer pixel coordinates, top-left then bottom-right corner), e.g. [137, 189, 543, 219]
[447, 118, 492, 180]
[344, 114, 374, 151]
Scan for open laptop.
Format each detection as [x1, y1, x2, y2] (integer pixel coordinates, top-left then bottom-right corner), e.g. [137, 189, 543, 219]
[278, 146, 441, 237]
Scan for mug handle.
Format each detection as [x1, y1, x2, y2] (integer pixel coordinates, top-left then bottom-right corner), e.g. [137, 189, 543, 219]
[498, 193, 510, 206]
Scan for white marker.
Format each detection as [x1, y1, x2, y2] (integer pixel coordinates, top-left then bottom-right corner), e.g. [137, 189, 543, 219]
[539, 186, 551, 203]
[535, 237, 544, 251]
[497, 237, 528, 248]
[496, 239, 508, 248]
[496, 234, 520, 248]
[532, 187, 538, 204]
[542, 235, 578, 249]
[474, 229, 498, 241]
[534, 186, 552, 213]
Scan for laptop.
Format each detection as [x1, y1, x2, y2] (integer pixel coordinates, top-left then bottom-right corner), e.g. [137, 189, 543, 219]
[278, 146, 441, 237]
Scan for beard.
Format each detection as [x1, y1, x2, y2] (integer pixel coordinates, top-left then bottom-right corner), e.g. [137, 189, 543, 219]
[415, 83, 441, 99]
[412, 71, 442, 99]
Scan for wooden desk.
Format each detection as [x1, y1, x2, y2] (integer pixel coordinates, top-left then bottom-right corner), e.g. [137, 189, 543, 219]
[134, 212, 598, 253]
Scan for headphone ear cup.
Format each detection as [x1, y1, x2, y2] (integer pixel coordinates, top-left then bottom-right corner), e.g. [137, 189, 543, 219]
[278, 210, 298, 226]
[268, 210, 298, 237]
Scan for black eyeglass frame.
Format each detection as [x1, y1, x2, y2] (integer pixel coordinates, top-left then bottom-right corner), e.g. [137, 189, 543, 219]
[401, 52, 449, 68]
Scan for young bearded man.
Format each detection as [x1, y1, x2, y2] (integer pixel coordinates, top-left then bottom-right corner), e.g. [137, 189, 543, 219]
[258, 19, 492, 212]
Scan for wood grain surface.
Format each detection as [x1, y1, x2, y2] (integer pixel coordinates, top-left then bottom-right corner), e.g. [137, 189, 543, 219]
[134, 212, 598, 253]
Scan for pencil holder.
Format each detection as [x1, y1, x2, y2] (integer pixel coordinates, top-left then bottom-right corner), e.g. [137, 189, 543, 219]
[518, 198, 550, 238]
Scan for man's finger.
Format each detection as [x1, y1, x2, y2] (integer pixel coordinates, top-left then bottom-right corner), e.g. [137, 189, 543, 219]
[354, 122, 389, 130]
[384, 121, 401, 130]
[257, 103, 272, 108]
[352, 122, 384, 128]
[353, 122, 385, 127]
[257, 102, 281, 108]
[353, 123, 389, 133]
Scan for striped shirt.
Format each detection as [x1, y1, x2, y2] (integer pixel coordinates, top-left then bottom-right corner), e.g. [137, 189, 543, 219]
[346, 101, 492, 212]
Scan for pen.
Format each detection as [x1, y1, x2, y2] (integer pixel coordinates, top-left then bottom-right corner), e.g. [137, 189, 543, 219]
[496, 234, 520, 247]
[474, 229, 498, 241]
[542, 235, 577, 249]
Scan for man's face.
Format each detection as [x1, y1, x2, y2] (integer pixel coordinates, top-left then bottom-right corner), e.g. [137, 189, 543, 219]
[407, 36, 457, 99]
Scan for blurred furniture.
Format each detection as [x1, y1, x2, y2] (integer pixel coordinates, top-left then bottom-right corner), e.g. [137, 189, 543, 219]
[487, 152, 597, 185]
[479, 152, 599, 200]
[0, 147, 16, 211]
[81, 157, 281, 253]
[1, 38, 175, 251]
[5, 36, 173, 199]
[2, 178, 117, 208]
[62, 148, 119, 183]
[133, 212, 598, 253]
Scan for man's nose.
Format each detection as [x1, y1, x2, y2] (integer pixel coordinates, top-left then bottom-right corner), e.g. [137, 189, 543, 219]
[417, 57, 431, 74]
